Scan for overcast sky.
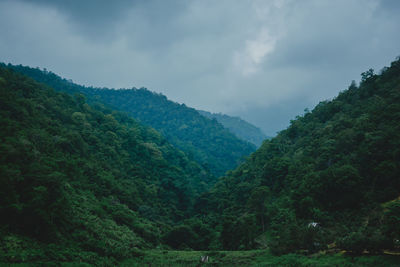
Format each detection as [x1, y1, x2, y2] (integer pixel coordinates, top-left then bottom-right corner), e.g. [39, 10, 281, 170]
[0, 0, 399, 135]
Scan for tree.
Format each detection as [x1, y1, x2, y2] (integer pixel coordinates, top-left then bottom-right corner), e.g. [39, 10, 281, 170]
[247, 186, 270, 232]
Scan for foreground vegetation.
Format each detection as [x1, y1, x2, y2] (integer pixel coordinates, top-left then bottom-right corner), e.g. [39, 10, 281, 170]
[2, 249, 400, 266]
[121, 250, 400, 267]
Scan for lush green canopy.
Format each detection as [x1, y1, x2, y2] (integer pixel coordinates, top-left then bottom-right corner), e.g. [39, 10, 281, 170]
[0, 66, 213, 263]
[5, 64, 256, 177]
[1, 57, 400, 264]
[198, 58, 400, 254]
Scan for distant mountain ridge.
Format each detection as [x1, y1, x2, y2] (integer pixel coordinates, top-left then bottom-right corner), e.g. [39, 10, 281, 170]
[198, 110, 268, 146]
[5, 63, 256, 177]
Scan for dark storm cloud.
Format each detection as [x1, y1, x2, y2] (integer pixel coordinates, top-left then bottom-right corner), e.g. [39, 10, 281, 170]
[24, 0, 134, 21]
[22, 0, 189, 41]
[0, 0, 399, 136]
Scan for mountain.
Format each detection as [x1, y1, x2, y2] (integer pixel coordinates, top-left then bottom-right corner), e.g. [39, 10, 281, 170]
[1, 59, 399, 264]
[0, 66, 214, 263]
[197, 58, 400, 253]
[198, 110, 268, 146]
[3, 64, 256, 177]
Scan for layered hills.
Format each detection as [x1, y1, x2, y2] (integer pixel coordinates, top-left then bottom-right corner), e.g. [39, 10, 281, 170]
[4, 64, 256, 177]
[198, 110, 268, 147]
[0, 58, 399, 265]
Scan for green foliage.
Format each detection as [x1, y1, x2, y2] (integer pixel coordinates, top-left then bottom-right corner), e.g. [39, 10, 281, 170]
[0, 66, 214, 263]
[1, 58, 400, 263]
[220, 213, 258, 250]
[382, 199, 400, 247]
[163, 225, 197, 250]
[5, 63, 256, 177]
[118, 250, 400, 267]
[199, 58, 400, 253]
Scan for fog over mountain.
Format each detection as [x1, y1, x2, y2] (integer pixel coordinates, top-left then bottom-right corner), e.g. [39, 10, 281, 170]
[0, 0, 399, 135]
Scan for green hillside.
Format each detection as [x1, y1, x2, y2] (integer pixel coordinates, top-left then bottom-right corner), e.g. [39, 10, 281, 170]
[3, 64, 256, 177]
[198, 110, 268, 146]
[1, 58, 400, 265]
[197, 58, 400, 254]
[0, 66, 214, 264]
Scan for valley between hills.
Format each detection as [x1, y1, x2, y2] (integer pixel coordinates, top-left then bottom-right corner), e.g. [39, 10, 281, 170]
[0, 58, 400, 266]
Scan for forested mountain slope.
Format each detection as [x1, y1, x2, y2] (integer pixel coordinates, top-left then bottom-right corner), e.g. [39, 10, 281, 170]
[3, 64, 256, 177]
[198, 110, 268, 146]
[1, 59, 399, 264]
[0, 66, 214, 263]
[197, 58, 400, 253]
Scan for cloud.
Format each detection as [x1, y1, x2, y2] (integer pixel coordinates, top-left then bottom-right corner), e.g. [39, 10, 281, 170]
[234, 29, 278, 76]
[0, 0, 399, 135]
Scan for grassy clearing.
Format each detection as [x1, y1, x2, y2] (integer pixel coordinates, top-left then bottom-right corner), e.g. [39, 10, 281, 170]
[120, 250, 400, 267]
[2, 250, 399, 266]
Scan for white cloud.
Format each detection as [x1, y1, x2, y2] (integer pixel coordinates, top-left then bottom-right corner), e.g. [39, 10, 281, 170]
[234, 28, 278, 76]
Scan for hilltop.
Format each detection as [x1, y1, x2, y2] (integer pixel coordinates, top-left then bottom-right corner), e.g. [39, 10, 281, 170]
[4, 63, 256, 177]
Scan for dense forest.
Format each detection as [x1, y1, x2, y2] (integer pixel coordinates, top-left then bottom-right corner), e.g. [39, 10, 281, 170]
[3, 64, 256, 178]
[0, 58, 400, 265]
[198, 110, 268, 147]
[198, 58, 400, 254]
[0, 66, 216, 263]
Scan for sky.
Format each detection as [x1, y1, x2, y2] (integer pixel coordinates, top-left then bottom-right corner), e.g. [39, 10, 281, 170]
[0, 0, 399, 136]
